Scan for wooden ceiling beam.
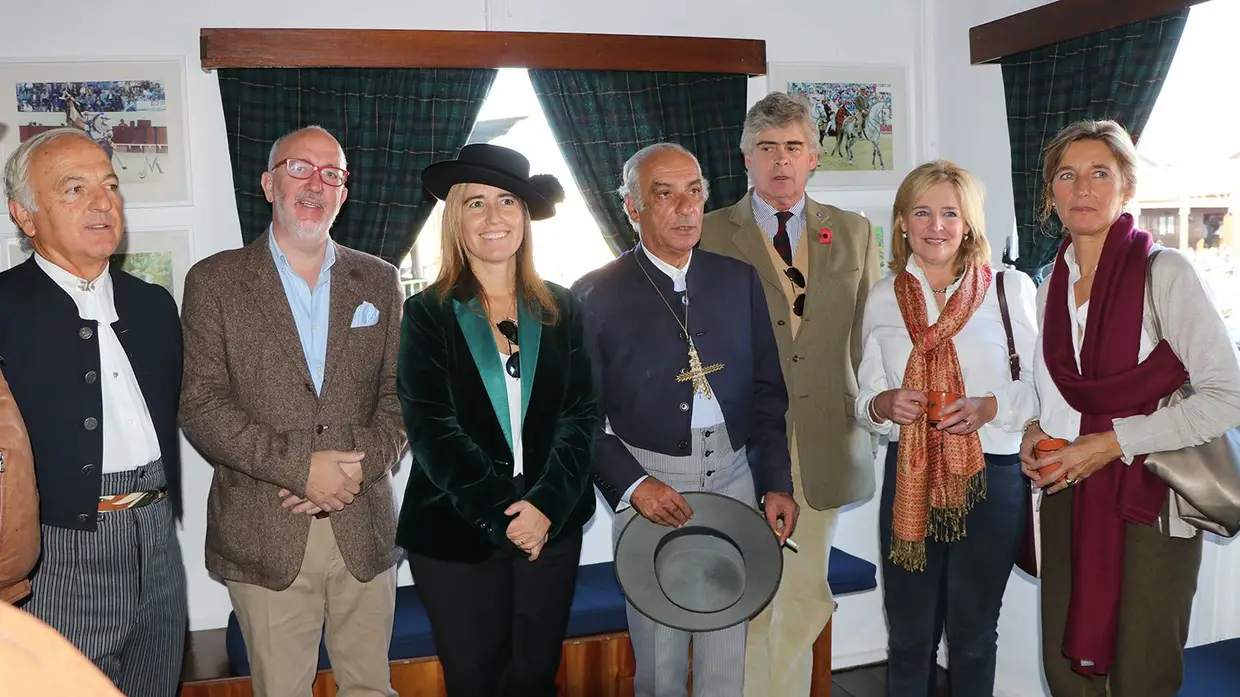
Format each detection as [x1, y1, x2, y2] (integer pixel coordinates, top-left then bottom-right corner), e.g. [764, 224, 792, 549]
[200, 28, 767, 75]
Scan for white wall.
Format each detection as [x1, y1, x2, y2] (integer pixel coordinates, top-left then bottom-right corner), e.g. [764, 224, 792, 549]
[0, 0, 926, 668]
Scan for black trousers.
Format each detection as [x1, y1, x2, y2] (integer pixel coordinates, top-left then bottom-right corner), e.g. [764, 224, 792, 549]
[879, 445, 1027, 697]
[407, 529, 583, 697]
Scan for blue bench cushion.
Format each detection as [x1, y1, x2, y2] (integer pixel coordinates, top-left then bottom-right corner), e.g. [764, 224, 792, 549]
[225, 561, 630, 676]
[827, 547, 878, 595]
[1178, 637, 1240, 696]
[225, 549, 877, 676]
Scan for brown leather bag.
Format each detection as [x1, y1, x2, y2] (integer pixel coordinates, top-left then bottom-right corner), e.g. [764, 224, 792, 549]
[0, 364, 39, 604]
[996, 273, 1040, 578]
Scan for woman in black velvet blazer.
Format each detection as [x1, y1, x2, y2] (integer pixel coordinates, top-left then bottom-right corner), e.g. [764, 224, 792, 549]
[395, 144, 598, 697]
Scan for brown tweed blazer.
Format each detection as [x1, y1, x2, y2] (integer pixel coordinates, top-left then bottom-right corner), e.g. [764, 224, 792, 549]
[179, 232, 407, 590]
[701, 191, 879, 510]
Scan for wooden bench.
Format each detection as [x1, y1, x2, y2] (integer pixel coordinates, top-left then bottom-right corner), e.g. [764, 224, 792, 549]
[182, 549, 878, 697]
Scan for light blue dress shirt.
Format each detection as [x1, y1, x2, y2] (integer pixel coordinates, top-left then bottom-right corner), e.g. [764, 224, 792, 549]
[268, 231, 336, 395]
[752, 193, 807, 257]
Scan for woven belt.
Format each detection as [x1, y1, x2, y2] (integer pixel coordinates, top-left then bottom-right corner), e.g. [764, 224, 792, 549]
[98, 489, 168, 512]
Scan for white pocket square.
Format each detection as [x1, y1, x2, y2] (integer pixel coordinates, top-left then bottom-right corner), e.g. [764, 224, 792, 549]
[351, 301, 380, 328]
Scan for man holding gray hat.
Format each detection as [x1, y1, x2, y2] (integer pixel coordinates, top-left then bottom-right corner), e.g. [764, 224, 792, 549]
[572, 142, 797, 697]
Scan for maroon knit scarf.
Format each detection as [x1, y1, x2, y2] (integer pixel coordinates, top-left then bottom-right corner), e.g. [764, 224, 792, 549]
[1042, 213, 1189, 675]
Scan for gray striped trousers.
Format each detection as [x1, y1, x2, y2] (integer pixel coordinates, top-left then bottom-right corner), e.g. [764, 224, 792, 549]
[22, 458, 187, 697]
[614, 423, 756, 697]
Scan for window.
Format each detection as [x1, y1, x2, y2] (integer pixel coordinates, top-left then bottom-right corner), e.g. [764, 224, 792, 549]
[1133, 1, 1240, 349]
[1139, 209, 1178, 246]
[399, 69, 617, 296]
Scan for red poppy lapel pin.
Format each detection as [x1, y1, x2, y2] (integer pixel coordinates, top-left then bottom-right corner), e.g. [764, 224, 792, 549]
[818, 227, 833, 244]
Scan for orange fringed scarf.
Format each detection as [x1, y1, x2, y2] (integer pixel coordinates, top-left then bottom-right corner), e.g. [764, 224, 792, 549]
[890, 264, 993, 571]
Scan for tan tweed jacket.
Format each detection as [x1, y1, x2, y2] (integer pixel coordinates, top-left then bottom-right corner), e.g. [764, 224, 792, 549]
[701, 190, 880, 509]
[179, 232, 407, 590]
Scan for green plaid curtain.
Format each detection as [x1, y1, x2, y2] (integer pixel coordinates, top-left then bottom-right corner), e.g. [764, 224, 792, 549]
[529, 71, 749, 253]
[1001, 10, 1188, 281]
[217, 68, 497, 264]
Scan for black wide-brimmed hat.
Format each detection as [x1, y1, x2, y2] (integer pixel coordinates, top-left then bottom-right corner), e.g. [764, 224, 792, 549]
[421, 143, 565, 221]
[614, 492, 783, 632]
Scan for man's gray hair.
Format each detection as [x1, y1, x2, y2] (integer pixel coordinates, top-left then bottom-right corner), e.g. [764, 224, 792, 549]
[267, 125, 348, 172]
[616, 142, 710, 219]
[739, 92, 818, 155]
[4, 127, 98, 252]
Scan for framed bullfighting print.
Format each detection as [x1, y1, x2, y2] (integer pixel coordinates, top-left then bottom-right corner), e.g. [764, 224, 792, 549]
[767, 63, 910, 189]
[0, 57, 192, 209]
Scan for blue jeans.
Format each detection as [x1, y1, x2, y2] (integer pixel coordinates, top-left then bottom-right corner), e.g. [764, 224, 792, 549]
[878, 443, 1027, 697]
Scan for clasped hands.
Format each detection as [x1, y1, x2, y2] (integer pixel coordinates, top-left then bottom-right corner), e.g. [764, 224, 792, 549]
[278, 450, 365, 515]
[871, 389, 997, 435]
[629, 477, 799, 545]
[505, 500, 551, 561]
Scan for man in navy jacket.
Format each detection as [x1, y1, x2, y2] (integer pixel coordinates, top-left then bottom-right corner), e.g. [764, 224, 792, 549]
[572, 142, 796, 697]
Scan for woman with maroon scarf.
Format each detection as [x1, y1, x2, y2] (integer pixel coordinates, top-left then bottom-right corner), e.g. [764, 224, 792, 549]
[856, 160, 1039, 696]
[1022, 119, 1240, 697]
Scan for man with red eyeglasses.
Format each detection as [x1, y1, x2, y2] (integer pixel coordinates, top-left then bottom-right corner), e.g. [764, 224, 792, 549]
[180, 126, 407, 697]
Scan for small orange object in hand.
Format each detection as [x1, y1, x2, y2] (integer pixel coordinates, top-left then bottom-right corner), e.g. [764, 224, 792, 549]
[1035, 438, 1069, 476]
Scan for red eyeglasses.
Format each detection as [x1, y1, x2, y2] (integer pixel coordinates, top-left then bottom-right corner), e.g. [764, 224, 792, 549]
[270, 158, 349, 187]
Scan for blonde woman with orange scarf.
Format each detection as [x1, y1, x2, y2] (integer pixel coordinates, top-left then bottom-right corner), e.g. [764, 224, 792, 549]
[855, 161, 1040, 696]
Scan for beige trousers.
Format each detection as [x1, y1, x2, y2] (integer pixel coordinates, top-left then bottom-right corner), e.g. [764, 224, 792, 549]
[742, 432, 840, 697]
[227, 516, 397, 697]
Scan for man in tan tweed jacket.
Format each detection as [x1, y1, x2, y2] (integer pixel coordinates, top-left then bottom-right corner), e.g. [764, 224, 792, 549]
[700, 92, 879, 697]
[180, 126, 407, 697]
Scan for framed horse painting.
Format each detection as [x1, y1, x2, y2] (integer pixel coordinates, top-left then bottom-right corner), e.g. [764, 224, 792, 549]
[767, 63, 912, 189]
[0, 57, 191, 210]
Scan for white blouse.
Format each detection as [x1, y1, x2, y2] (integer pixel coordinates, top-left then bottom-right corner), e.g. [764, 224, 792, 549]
[855, 258, 1041, 455]
[501, 350, 524, 477]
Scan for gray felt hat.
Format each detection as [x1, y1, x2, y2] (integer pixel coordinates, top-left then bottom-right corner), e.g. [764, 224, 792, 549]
[613, 492, 783, 632]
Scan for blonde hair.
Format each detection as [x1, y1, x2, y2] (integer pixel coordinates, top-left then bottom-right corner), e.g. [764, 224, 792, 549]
[1040, 119, 1138, 221]
[888, 160, 991, 276]
[428, 183, 559, 325]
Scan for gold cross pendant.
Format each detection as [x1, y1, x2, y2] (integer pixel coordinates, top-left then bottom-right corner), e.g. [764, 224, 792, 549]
[677, 341, 724, 398]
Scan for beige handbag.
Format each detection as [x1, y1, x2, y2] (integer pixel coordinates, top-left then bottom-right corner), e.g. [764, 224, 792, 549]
[1141, 250, 1240, 537]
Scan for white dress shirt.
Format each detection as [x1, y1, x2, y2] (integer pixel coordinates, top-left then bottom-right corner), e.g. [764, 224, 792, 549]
[855, 258, 1040, 455]
[638, 245, 726, 428]
[616, 245, 727, 508]
[35, 254, 161, 474]
[501, 350, 523, 477]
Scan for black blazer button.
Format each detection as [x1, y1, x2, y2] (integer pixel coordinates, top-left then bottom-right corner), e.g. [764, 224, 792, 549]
[678, 440, 688, 450]
[79, 326, 93, 340]
[679, 402, 689, 412]
[778, 320, 786, 326]
[78, 513, 89, 522]
[315, 424, 327, 434]
[792, 355, 800, 362]
[84, 417, 99, 431]
[85, 370, 98, 384]
[82, 463, 95, 474]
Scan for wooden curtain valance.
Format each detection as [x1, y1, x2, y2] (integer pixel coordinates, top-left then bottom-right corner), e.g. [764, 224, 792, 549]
[969, 0, 1206, 65]
[200, 29, 767, 75]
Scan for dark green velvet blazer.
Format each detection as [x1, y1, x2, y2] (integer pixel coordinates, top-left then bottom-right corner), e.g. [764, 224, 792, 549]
[395, 281, 598, 563]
